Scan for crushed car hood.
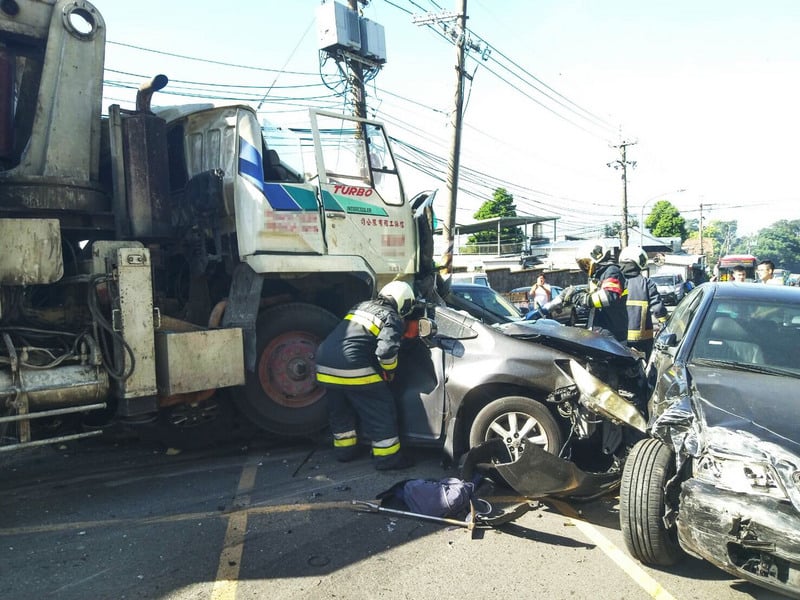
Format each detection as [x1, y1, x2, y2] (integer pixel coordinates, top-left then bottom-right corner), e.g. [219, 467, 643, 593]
[499, 319, 635, 361]
[689, 364, 800, 452]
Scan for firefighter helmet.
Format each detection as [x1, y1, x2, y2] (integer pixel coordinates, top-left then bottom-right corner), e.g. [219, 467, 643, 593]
[619, 245, 648, 270]
[378, 281, 416, 317]
[574, 241, 611, 274]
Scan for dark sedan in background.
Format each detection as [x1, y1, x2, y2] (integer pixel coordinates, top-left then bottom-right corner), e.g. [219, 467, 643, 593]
[619, 282, 800, 598]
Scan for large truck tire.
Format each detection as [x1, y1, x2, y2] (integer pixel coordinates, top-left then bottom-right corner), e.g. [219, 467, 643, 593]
[238, 303, 339, 436]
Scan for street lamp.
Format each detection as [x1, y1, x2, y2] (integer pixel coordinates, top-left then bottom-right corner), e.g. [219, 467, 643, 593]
[639, 189, 687, 246]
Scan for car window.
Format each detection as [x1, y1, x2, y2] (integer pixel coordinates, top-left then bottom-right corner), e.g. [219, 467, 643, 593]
[430, 306, 479, 339]
[658, 285, 704, 344]
[691, 297, 800, 372]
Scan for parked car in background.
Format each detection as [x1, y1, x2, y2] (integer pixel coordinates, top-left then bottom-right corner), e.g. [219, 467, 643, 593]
[651, 273, 686, 305]
[619, 282, 800, 599]
[508, 285, 589, 326]
[450, 272, 491, 287]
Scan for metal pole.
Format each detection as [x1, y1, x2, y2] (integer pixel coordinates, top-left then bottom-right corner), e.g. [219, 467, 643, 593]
[347, 0, 367, 119]
[441, 0, 468, 275]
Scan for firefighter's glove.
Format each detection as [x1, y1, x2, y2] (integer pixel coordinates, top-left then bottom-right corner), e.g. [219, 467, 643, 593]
[381, 370, 395, 383]
[559, 286, 577, 305]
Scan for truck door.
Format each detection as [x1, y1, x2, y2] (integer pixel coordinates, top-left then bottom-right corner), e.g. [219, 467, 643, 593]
[309, 110, 417, 279]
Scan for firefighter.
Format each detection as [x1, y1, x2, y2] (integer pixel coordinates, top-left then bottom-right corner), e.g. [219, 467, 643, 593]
[618, 245, 668, 359]
[560, 241, 628, 342]
[315, 281, 416, 470]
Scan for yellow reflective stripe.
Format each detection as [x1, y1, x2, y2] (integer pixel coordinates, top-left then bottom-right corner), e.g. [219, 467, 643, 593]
[333, 437, 357, 448]
[380, 356, 398, 371]
[317, 372, 382, 385]
[372, 441, 401, 456]
[628, 300, 648, 307]
[345, 310, 384, 336]
[627, 330, 654, 341]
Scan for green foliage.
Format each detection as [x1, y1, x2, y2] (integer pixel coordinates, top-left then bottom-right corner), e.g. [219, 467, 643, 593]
[603, 218, 638, 238]
[749, 220, 800, 272]
[645, 200, 687, 241]
[468, 187, 525, 245]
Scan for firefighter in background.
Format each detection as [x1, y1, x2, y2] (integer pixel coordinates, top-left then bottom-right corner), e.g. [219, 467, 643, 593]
[560, 241, 628, 342]
[618, 245, 668, 359]
[315, 281, 416, 471]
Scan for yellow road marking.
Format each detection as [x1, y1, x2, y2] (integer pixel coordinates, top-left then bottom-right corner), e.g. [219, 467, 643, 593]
[548, 499, 677, 600]
[210, 458, 259, 600]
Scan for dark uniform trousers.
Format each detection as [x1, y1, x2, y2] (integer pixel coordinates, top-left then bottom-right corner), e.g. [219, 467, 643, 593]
[315, 300, 403, 465]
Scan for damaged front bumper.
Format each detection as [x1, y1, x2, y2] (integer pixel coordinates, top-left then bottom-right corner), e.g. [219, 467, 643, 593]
[677, 478, 800, 599]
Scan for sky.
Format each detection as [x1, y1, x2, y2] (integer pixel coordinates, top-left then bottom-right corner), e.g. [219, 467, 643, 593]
[90, 0, 800, 240]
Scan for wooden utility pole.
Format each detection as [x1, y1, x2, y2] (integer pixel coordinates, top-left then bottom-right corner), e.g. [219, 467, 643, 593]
[440, 0, 467, 274]
[347, 0, 367, 119]
[608, 141, 636, 248]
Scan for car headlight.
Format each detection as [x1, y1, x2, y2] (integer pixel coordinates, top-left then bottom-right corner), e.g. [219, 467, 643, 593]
[694, 452, 789, 500]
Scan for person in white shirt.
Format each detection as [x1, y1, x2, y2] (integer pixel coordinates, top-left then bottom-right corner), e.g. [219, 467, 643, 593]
[529, 273, 552, 310]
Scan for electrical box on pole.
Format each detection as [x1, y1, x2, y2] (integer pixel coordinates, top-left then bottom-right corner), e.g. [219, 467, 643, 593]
[317, 1, 361, 52]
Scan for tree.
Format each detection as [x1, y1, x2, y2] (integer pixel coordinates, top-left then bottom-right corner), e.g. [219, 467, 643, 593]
[604, 218, 638, 239]
[467, 187, 524, 247]
[645, 200, 687, 241]
[750, 220, 800, 273]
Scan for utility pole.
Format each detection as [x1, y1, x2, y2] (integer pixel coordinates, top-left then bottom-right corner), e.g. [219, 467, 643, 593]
[442, 0, 468, 274]
[412, 1, 486, 273]
[698, 200, 704, 270]
[608, 140, 637, 248]
[347, 0, 367, 119]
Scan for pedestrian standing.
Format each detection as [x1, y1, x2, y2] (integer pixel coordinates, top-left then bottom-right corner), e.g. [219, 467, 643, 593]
[529, 273, 552, 311]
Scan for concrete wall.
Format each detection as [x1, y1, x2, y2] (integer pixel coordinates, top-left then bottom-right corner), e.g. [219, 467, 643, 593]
[485, 268, 587, 293]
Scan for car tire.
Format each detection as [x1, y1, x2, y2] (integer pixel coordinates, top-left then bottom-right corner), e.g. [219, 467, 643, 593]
[468, 396, 563, 461]
[238, 303, 339, 436]
[619, 438, 684, 566]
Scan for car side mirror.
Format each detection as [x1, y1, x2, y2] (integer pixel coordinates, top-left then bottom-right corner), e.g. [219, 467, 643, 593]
[654, 332, 677, 351]
[417, 317, 437, 338]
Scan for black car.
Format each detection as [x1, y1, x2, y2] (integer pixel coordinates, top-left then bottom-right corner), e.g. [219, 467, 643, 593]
[619, 282, 800, 598]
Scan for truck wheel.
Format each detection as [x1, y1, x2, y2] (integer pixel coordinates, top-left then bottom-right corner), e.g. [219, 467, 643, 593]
[239, 303, 339, 435]
[619, 438, 684, 565]
[469, 396, 563, 461]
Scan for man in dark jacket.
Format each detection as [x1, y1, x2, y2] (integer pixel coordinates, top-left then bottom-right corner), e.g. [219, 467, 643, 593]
[315, 281, 416, 470]
[560, 241, 628, 342]
[618, 246, 668, 359]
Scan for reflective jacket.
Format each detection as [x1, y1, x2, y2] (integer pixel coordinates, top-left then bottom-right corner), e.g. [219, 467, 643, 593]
[315, 299, 404, 386]
[572, 262, 628, 342]
[622, 268, 668, 342]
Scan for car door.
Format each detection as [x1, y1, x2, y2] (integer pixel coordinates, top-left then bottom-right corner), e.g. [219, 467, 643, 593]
[648, 286, 707, 416]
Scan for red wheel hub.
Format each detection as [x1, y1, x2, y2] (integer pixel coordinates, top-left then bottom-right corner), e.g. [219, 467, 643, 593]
[256, 330, 324, 409]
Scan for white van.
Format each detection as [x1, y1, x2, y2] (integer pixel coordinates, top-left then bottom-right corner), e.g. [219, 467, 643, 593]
[450, 272, 491, 288]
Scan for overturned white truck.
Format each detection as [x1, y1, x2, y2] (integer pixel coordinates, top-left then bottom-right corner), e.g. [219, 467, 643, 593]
[0, 0, 435, 451]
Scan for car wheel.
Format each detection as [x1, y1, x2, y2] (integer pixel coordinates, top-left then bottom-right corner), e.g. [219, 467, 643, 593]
[619, 438, 684, 566]
[238, 303, 339, 436]
[469, 396, 563, 461]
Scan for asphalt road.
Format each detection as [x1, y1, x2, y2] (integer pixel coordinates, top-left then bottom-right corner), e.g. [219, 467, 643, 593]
[0, 436, 786, 600]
